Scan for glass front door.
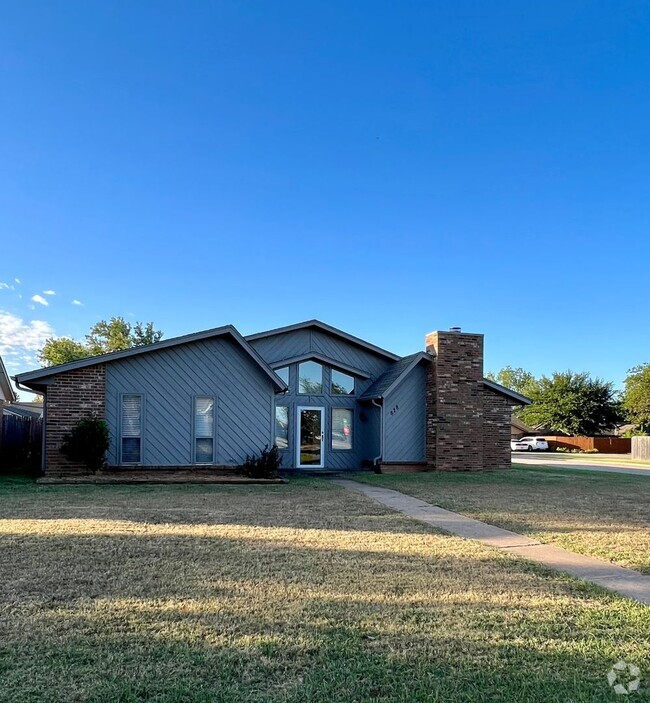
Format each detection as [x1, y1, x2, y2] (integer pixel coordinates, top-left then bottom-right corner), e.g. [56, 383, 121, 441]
[297, 406, 324, 468]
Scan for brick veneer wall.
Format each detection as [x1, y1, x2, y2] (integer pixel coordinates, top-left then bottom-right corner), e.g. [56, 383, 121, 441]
[482, 389, 512, 470]
[45, 365, 106, 475]
[425, 331, 484, 471]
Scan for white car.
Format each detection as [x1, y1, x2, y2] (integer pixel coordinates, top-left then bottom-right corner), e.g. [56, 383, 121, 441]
[511, 436, 549, 452]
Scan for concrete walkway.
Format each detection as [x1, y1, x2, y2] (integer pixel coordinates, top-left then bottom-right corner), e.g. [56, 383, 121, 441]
[333, 479, 650, 605]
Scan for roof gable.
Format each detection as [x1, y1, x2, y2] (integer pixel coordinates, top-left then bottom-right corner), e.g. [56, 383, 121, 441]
[14, 325, 287, 393]
[359, 352, 432, 400]
[245, 320, 401, 362]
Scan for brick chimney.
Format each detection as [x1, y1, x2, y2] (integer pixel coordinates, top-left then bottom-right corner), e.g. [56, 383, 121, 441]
[425, 329, 484, 471]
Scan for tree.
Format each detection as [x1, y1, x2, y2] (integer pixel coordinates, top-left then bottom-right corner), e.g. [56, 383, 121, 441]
[486, 366, 539, 418]
[486, 366, 538, 397]
[39, 338, 92, 366]
[132, 321, 163, 347]
[86, 317, 132, 355]
[520, 371, 622, 436]
[39, 317, 164, 367]
[622, 363, 650, 434]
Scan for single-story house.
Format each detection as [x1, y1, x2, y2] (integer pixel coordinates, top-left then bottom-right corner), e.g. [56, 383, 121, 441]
[0, 354, 18, 408]
[13, 320, 529, 477]
[510, 416, 533, 438]
[2, 402, 44, 420]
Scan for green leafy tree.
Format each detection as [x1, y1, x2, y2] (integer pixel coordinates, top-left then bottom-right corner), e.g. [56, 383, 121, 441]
[39, 317, 164, 367]
[486, 366, 539, 418]
[132, 321, 164, 347]
[486, 366, 538, 397]
[86, 317, 134, 355]
[39, 338, 92, 366]
[520, 371, 622, 436]
[622, 363, 650, 434]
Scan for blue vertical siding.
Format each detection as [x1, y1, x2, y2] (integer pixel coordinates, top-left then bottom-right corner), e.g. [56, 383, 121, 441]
[382, 363, 426, 462]
[105, 337, 275, 466]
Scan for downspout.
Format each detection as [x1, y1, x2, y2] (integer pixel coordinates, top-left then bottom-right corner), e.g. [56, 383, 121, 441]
[371, 397, 383, 473]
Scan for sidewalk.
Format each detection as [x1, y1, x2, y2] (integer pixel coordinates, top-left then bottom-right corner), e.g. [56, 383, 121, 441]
[333, 479, 650, 605]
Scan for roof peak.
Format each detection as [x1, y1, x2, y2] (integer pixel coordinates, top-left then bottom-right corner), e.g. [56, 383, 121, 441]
[245, 319, 401, 361]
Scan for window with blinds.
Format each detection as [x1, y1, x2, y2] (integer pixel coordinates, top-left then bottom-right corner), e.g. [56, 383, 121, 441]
[194, 396, 214, 464]
[121, 394, 142, 463]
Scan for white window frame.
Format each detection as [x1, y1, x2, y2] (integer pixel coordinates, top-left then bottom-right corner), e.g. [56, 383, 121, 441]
[331, 407, 354, 452]
[119, 393, 144, 465]
[296, 406, 325, 469]
[193, 395, 216, 465]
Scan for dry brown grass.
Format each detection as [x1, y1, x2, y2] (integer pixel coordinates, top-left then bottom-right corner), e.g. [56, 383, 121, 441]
[0, 476, 648, 703]
[357, 465, 650, 574]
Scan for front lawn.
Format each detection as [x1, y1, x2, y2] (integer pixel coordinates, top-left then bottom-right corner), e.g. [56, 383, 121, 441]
[356, 465, 650, 574]
[0, 475, 649, 702]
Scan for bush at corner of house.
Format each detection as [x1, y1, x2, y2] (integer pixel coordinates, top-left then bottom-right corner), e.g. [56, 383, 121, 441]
[241, 444, 282, 479]
[60, 415, 110, 472]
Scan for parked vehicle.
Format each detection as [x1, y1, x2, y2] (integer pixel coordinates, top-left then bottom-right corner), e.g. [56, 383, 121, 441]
[511, 436, 549, 452]
[510, 439, 530, 451]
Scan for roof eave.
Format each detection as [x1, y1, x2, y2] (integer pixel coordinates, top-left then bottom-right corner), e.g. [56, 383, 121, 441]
[483, 378, 532, 405]
[14, 325, 287, 393]
[359, 352, 433, 401]
[0, 356, 17, 403]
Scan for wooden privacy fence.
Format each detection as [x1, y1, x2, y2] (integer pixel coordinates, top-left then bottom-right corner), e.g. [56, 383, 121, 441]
[0, 413, 43, 471]
[632, 436, 650, 461]
[543, 436, 631, 453]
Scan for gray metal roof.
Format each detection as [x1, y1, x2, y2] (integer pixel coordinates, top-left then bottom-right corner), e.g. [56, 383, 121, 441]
[3, 404, 42, 419]
[13, 325, 288, 393]
[0, 354, 17, 403]
[245, 319, 401, 362]
[483, 378, 531, 405]
[359, 352, 432, 400]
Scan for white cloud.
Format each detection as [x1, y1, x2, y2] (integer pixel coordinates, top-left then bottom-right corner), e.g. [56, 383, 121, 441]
[72, 299, 83, 306]
[31, 294, 49, 306]
[14, 278, 21, 284]
[0, 311, 55, 371]
[43, 290, 56, 296]
[0, 282, 12, 290]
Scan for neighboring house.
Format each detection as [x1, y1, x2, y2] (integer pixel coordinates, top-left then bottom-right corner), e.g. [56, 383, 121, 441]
[14, 320, 529, 477]
[0, 354, 18, 407]
[511, 416, 532, 438]
[2, 402, 44, 420]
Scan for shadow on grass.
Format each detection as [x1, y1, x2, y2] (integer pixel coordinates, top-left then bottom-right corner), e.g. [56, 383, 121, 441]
[1, 531, 648, 703]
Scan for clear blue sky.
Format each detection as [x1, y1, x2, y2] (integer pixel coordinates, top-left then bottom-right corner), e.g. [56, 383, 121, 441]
[1, 1, 648, 390]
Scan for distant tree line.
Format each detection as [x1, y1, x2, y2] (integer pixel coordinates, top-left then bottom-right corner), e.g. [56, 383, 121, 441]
[487, 365, 650, 436]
